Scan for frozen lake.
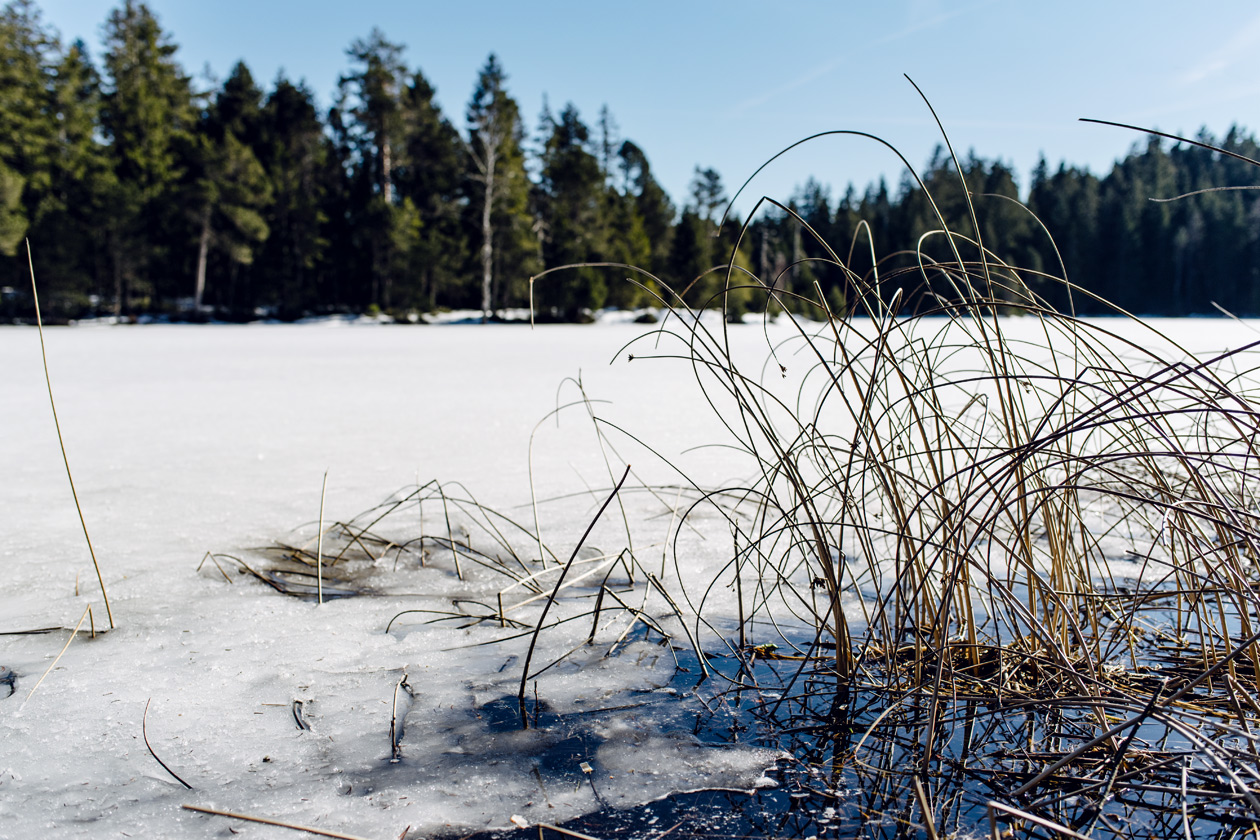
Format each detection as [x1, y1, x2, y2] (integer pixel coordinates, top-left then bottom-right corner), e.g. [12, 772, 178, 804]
[2, 317, 791, 839]
[5, 314, 1260, 838]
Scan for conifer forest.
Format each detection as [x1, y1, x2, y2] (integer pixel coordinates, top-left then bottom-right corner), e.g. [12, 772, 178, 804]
[4, 0, 1260, 323]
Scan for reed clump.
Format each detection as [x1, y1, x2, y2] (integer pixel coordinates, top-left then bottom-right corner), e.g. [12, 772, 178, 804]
[226, 120, 1260, 836]
[594, 124, 1260, 837]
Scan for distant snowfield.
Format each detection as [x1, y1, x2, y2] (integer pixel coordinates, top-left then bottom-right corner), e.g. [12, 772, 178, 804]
[3, 314, 1259, 838]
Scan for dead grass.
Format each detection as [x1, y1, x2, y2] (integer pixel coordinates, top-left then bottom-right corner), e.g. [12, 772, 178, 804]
[520, 110, 1260, 837]
[209, 111, 1260, 839]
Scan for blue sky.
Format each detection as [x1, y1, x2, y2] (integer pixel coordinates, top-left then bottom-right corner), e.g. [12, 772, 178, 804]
[34, 0, 1260, 216]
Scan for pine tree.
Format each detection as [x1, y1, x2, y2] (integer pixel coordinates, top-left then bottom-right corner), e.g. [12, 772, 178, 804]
[1027, 158, 1100, 314]
[0, 0, 56, 258]
[0, 3, 113, 316]
[666, 165, 729, 308]
[37, 38, 113, 310]
[617, 140, 674, 284]
[100, 0, 195, 314]
[188, 61, 273, 315]
[690, 166, 725, 225]
[255, 76, 332, 317]
[336, 28, 411, 308]
[393, 69, 465, 312]
[784, 178, 833, 307]
[667, 209, 707, 300]
[466, 54, 536, 319]
[535, 103, 607, 319]
[339, 28, 406, 205]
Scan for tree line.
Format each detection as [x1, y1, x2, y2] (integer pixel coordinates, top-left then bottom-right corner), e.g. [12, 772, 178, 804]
[772, 135, 1260, 319]
[4, 0, 1260, 324]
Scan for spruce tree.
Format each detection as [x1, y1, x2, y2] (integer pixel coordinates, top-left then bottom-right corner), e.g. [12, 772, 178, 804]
[336, 28, 411, 309]
[100, 0, 195, 314]
[0, 0, 56, 257]
[255, 76, 332, 317]
[535, 103, 607, 319]
[667, 165, 728, 309]
[617, 140, 675, 288]
[466, 53, 536, 319]
[394, 69, 465, 312]
[187, 61, 273, 315]
[33, 39, 112, 310]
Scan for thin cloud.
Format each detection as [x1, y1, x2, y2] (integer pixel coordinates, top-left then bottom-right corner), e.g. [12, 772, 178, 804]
[872, 0, 1002, 47]
[728, 56, 846, 116]
[1107, 78, 1260, 128]
[1177, 12, 1260, 87]
[728, 0, 1004, 117]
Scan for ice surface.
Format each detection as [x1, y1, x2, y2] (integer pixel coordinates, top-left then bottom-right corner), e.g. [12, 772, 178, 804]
[1, 319, 789, 839]
[3, 314, 1258, 838]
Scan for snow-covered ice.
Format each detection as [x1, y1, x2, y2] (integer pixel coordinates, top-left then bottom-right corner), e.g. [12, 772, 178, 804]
[5, 313, 1260, 838]
[1, 319, 789, 839]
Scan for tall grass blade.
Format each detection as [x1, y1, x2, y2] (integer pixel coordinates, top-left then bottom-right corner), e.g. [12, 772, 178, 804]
[27, 241, 113, 629]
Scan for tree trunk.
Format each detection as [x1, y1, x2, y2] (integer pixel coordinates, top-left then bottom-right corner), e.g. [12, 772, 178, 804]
[759, 225, 770, 283]
[480, 142, 498, 323]
[194, 206, 211, 312]
[110, 228, 127, 318]
[790, 224, 803, 294]
[381, 137, 393, 205]
[112, 248, 123, 318]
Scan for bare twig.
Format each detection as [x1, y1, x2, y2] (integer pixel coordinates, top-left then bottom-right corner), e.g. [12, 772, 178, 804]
[22, 604, 90, 704]
[142, 698, 193, 789]
[181, 804, 377, 840]
[534, 822, 603, 840]
[518, 465, 632, 720]
[317, 470, 328, 605]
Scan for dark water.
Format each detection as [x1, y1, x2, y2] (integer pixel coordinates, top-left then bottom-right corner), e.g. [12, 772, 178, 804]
[456, 638, 1260, 840]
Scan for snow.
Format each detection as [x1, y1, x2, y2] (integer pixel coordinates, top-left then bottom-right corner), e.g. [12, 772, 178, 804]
[5, 313, 1260, 839]
[1, 319, 786, 839]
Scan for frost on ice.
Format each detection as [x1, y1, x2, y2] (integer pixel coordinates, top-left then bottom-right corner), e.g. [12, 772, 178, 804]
[0, 322, 781, 838]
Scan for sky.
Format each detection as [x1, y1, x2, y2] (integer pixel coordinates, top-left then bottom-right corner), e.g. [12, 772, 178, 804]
[32, 0, 1260, 217]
